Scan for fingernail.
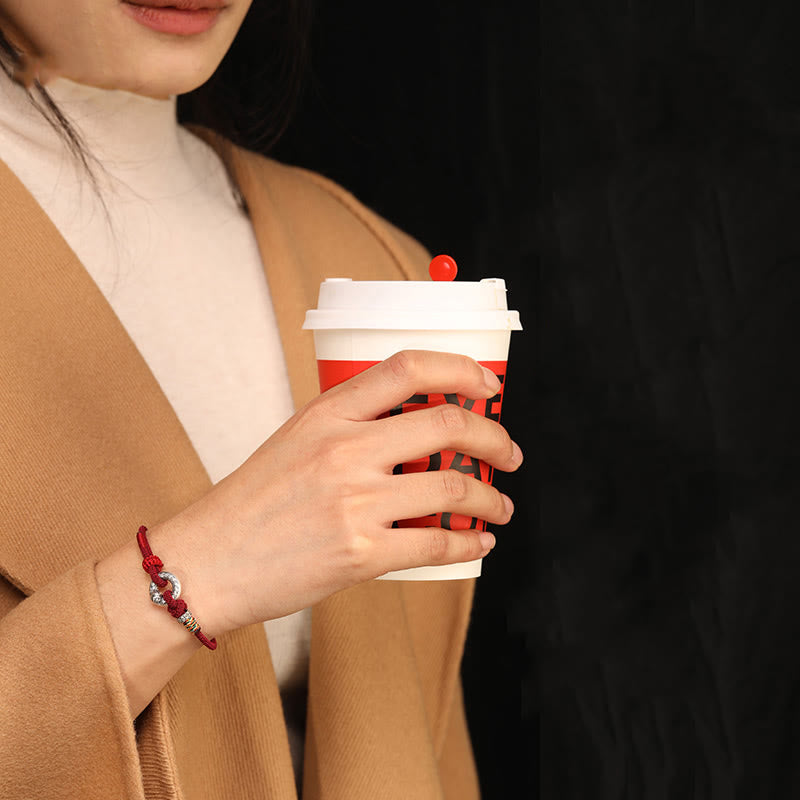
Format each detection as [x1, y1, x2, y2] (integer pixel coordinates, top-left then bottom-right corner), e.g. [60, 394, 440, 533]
[479, 531, 496, 551]
[511, 441, 523, 465]
[481, 366, 501, 394]
[503, 494, 514, 518]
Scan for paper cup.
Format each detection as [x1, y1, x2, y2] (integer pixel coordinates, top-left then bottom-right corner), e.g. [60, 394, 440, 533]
[303, 278, 522, 580]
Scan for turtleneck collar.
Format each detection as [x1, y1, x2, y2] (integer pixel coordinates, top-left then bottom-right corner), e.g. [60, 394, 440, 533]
[0, 74, 184, 191]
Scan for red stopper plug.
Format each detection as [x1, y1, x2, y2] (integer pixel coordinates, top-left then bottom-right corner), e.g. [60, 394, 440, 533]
[429, 254, 458, 281]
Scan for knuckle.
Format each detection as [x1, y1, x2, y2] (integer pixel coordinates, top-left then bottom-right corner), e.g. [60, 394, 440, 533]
[452, 354, 485, 386]
[501, 427, 515, 459]
[494, 490, 511, 522]
[302, 440, 350, 490]
[468, 532, 487, 559]
[483, 420, 512, 464]
[466, 355, 486, 381]
[308, 434, 343, 473]
[435, 403, 468, 435]
[320, 430, 365, 474]
[337, 523, 374, 571]
[330, 433, 359, 466]
[441, 469, 469, 503]
[385, 350, 416, 384]
[447, 353, 485, 387]
[337, 478, 364, 507]
[498, 428, 515, 461]
[426, 529, 450, 563]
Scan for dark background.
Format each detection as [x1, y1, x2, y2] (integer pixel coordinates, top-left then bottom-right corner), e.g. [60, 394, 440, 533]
[274, 1, 800, 797]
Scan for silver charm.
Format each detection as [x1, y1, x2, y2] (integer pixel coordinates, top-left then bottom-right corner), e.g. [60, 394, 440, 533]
[149, 570, 181, 606]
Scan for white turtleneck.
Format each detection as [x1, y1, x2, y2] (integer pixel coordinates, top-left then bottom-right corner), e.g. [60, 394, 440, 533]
[0, 76, 310, 783]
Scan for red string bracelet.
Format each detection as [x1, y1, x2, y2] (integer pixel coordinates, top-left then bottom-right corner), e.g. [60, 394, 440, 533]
[136, 525, 217, 651]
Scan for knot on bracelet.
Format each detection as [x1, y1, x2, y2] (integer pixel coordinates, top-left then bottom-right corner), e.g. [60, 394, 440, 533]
[168, 598, 188, 618]
[151, 584, 187, 619]
[142, 554, 164, 579]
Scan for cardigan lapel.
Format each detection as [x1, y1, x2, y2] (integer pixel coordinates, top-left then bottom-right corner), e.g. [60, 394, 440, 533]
[0, 155, 299, 797]
[0, 157, 214, 593]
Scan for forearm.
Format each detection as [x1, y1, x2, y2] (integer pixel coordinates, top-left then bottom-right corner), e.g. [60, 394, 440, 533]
[95, 514, 225, 720]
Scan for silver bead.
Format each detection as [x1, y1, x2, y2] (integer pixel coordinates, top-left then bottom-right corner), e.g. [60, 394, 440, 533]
[149, 570, 181, 606]
[178, 610, 199, 633]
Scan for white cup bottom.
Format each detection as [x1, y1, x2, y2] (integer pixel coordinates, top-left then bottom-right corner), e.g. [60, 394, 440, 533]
[377, 557, 482, 582]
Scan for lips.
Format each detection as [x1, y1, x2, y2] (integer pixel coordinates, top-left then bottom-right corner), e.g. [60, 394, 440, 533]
[126, 0, 227, 9]
[121, 0, 227, 35]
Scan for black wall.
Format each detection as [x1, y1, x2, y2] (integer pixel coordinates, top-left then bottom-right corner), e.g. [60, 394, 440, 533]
[274, 1, 800, 797]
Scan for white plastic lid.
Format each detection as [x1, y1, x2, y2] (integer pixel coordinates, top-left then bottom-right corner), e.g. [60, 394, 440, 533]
[303, 278, 523, 331]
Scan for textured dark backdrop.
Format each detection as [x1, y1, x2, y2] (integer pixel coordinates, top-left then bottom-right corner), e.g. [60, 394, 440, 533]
[274, 1, 800, 797]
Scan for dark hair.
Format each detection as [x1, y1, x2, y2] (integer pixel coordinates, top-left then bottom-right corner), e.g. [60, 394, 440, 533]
[178, 0, 312, 153]
[0, 1, 312, 205]
[0, 36, 99, 181]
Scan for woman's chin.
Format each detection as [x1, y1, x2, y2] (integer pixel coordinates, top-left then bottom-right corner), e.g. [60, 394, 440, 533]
[40, 61, 219, 99]
[9, 33, 226, 98]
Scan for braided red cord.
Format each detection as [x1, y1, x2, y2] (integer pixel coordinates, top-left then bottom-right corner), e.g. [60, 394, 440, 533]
[136, 526, 217, 651]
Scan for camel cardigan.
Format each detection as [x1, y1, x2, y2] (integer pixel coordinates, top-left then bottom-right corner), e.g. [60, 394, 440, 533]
[0, 138, 480, 799]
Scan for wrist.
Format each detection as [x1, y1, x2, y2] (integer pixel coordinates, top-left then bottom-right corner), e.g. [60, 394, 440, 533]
[95, 534, 203, 718]
[143, 514, 232, 639]
[136, 526, 217, 650]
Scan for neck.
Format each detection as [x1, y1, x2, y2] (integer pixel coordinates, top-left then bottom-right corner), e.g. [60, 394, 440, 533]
[0, 74, 182, 177]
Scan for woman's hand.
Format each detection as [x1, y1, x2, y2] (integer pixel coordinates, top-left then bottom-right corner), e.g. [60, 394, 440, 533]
[156, 350, 523, 634]
[97, 350, 522, 716]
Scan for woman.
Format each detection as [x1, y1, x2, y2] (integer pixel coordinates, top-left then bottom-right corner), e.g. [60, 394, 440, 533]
[0, 1, 522, 798]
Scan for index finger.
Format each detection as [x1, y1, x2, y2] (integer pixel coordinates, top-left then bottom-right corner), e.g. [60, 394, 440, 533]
[321, 350, 502, 421]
